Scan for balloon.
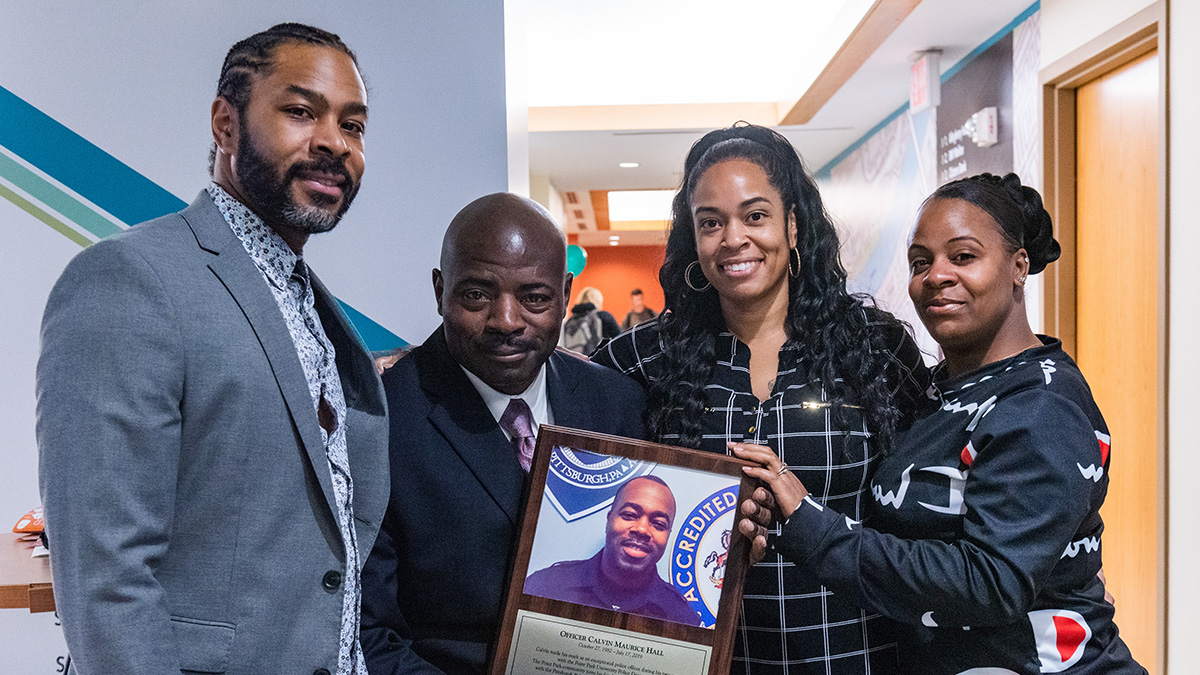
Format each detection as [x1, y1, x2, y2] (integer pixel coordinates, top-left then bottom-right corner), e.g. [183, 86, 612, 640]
[567, 244, 588, 277]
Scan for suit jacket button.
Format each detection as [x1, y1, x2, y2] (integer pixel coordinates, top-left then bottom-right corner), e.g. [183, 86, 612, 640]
[314, 669, 332, 675]
[321, 570, 342, 591]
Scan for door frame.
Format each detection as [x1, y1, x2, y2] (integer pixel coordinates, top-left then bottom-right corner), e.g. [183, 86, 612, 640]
[1040, 2, 1167, 670]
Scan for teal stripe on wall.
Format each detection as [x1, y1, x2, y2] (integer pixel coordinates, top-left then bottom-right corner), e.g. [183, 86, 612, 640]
[0, 85, 186, 225]
[816, 1, 1041, 179]
[0, 153, 123, 239]
[815, 104, 910, 180]
[940, 1, 1041, 83]
[338, 300, 408, 353]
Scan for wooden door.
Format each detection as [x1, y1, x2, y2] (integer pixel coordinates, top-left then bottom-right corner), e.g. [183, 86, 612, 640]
[1075, 49, 1160, 672]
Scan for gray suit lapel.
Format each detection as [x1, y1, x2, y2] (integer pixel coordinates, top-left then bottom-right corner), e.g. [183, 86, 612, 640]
[180, 192, 340, 520]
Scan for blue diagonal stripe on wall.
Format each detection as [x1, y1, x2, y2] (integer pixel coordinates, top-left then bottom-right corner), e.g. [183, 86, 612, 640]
[0, 85, 186, 224]
[338, 300, 408, 352]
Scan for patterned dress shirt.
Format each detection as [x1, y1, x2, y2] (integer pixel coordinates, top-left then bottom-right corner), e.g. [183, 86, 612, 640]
[593, 309, 930, 675]
[208, 184, 365, 675]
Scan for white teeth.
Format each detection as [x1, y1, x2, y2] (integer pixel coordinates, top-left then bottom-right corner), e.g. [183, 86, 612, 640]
[724, 261, 755, 272]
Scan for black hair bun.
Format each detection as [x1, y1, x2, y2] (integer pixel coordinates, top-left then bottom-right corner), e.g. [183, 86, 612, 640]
[930, 172, 1062, 275]
[997, 173, 1060, 274]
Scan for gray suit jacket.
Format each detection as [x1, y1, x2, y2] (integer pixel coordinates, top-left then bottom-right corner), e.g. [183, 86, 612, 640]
[36, 191, 389, 675]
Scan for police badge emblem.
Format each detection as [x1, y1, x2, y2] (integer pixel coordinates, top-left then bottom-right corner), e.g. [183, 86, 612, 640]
[544, 446, 656, 521]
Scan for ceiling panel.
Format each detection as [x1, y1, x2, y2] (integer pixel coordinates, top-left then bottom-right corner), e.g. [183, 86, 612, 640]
[529, 0, 1036, 194]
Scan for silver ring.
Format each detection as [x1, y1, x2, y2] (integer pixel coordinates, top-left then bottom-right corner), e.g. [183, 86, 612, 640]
[776, 466, 789, 476]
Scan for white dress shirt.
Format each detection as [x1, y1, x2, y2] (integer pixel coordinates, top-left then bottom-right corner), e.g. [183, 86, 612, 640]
[462, 364, 554, 440]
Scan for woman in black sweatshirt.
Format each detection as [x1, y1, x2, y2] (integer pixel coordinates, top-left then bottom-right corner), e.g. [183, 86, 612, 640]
[734, 173, 1145, 675]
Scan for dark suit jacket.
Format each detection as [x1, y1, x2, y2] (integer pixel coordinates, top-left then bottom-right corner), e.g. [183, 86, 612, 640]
[37, 192, 389, 674]
[361, 328, 645, 674]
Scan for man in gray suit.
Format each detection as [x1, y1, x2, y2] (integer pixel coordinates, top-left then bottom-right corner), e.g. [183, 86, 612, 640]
[36, 24, 387, 675]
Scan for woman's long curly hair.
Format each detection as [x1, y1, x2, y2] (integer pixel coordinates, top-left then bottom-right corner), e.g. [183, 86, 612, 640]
[647, 123, 903, 449]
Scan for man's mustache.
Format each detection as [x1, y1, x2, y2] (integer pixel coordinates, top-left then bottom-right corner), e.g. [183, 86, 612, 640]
[622, 531, 653, 547]
[479, 334, 539, 353]
[285, 156, 353, 190]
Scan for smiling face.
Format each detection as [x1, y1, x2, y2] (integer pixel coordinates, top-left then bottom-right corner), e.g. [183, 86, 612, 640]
[601, 477, 676, 582]
[690, 159, 797, 312]
[907, 198, 1029, 362]
[216, 42, 367, 245]
[435, 195, 570, 396]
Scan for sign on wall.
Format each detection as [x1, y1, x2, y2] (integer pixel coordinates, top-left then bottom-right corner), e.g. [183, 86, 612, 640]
[937, 33, 1015, 183]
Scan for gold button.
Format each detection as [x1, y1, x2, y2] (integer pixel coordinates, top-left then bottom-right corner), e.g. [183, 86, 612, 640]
[748, 426, 756, 433]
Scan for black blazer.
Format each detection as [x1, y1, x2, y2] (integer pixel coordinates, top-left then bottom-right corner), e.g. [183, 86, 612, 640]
[361, 327, 645, 674]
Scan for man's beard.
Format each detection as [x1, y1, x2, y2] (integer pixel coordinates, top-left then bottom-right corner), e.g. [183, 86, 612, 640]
[235, 120, 360, 236]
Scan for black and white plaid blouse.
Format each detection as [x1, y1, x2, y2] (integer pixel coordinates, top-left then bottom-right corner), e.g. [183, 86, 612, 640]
[593, 309, 930, 675]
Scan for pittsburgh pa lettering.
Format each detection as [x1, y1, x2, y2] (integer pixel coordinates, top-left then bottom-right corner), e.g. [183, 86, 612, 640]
[549, 454, 633, 485]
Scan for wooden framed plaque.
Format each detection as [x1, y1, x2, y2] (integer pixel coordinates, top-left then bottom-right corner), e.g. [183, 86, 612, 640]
[490, 425, 755, 675]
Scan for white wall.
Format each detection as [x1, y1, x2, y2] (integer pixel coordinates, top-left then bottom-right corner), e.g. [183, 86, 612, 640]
[529, 173, 567, 226]
[1, 0, 512, 338]
[0, 2, 511, 671]
[1041, 0, 1157, 65]
[506, 0, 531, 196]
[1167, 3, 1200, 672]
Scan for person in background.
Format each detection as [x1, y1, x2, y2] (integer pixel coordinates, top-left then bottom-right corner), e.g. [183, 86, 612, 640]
[735, 173, 1145, 675]
[37, 24, 386, 675]
[560, 286, 620, 354]
[593, 123, 930, 674]
[621, 288, 657, 330]
[360, 193, 647, 674]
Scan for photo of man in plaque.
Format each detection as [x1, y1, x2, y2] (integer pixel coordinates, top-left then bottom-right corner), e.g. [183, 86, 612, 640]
[524, 476, 702, 626]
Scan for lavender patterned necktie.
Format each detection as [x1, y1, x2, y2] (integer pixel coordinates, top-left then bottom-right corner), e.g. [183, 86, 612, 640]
[499, 398, 536, 471]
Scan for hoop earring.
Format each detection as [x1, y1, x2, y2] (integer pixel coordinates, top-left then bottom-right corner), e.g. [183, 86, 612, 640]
[789, 247, 801, 278]
[684, 261, 711, 292]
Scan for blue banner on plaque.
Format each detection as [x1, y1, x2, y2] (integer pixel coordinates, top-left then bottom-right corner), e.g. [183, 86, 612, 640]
[544, 446, 655, 522]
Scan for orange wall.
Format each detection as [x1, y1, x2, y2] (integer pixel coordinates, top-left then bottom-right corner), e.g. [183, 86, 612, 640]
[573, 245, 667, 321]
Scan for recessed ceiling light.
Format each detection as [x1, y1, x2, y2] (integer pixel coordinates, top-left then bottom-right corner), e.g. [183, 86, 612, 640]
[609, 240, 620, 246]
[618, 162, 640, 169]
[608, 189, 675, 221]
[609, 235, 621, 240]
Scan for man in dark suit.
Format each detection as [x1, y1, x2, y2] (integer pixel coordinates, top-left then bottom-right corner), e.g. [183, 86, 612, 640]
[37, 24, 387, 675]
[360, 193, 646, 674]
